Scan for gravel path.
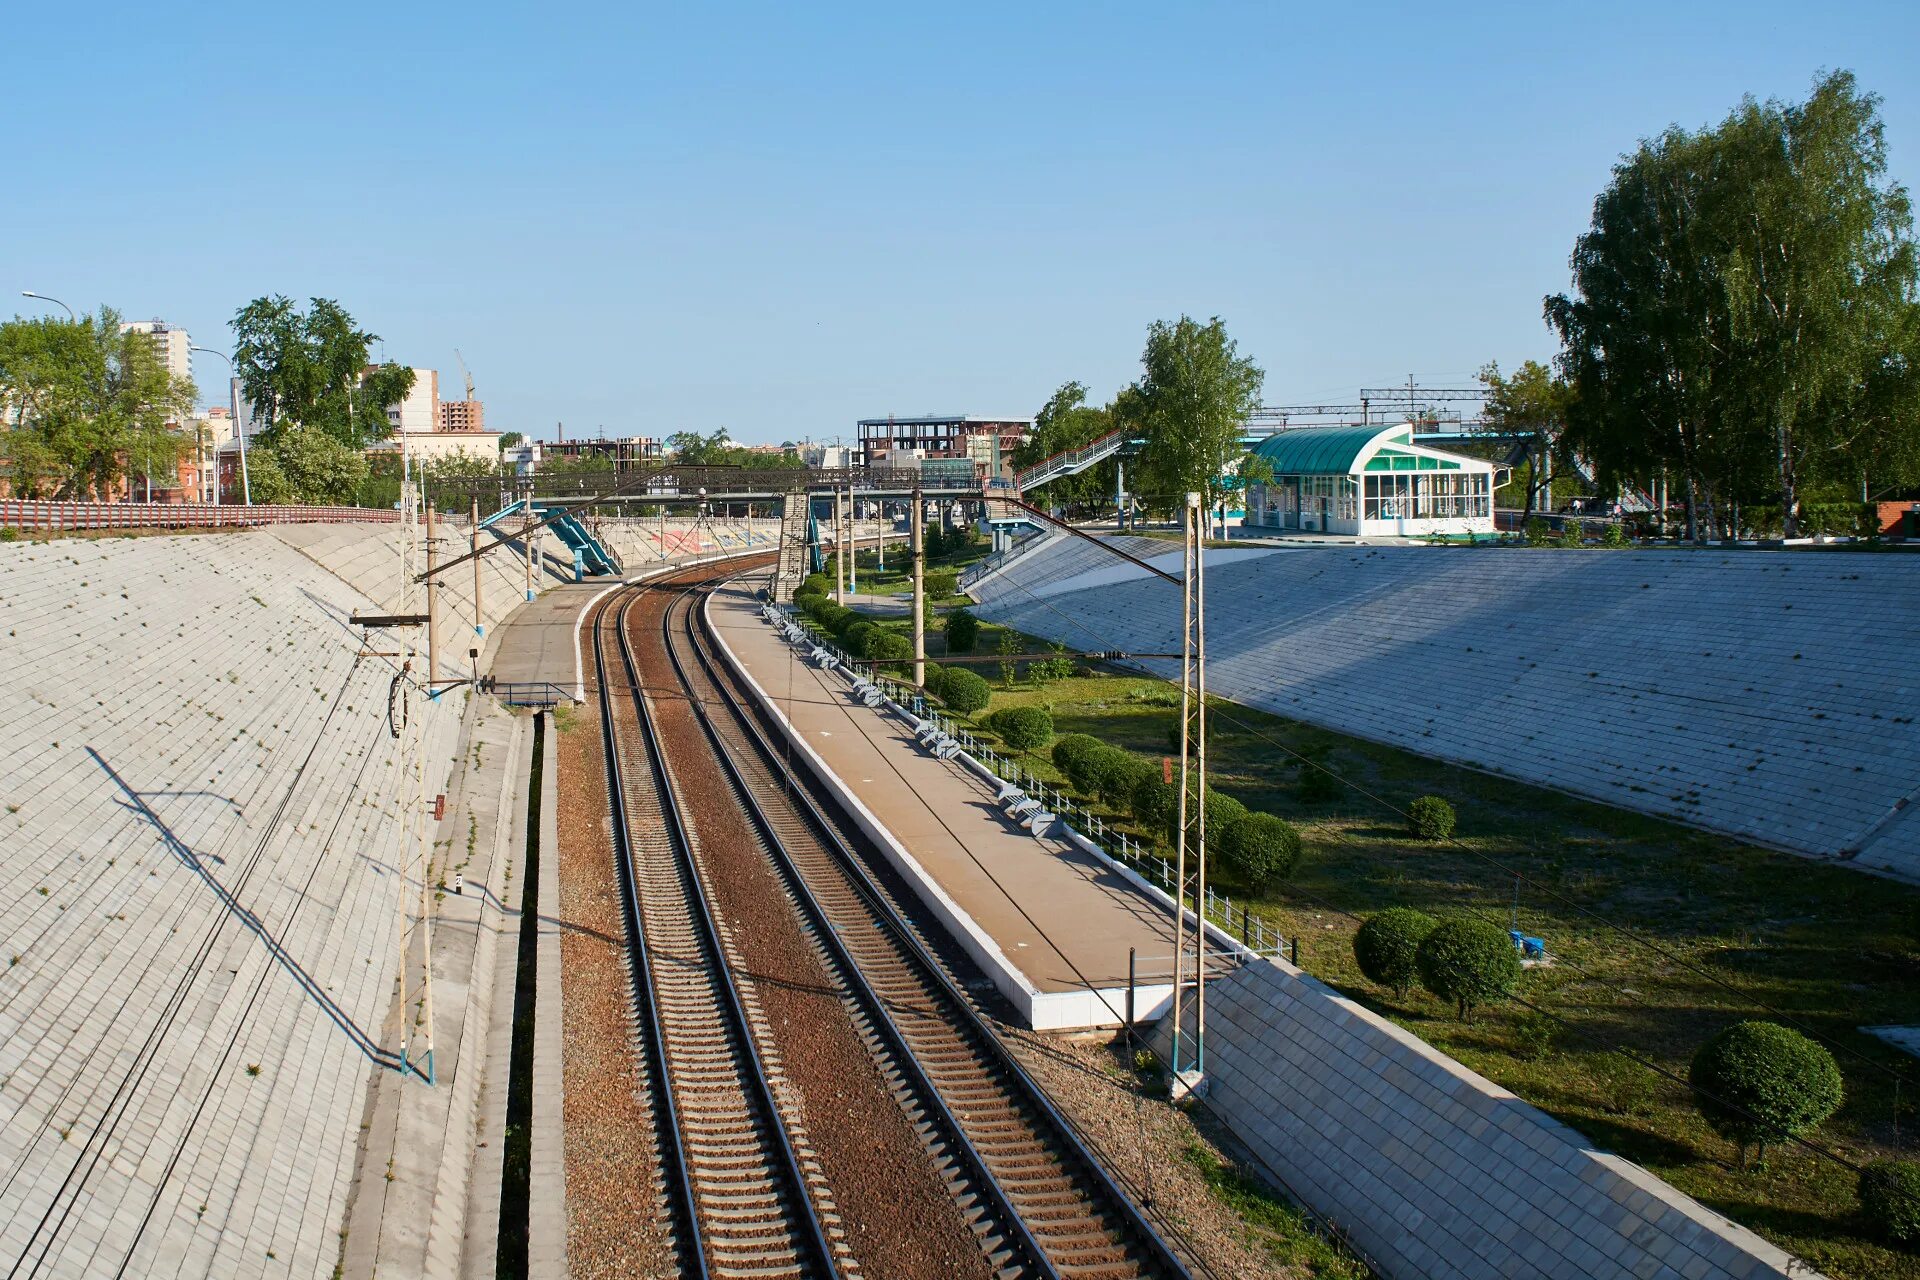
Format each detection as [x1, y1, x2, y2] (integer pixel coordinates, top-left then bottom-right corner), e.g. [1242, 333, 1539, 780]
[633, 586, 996, 1280]
[554, 692, 674, 1279]
[999, 1026, 1318, 1280]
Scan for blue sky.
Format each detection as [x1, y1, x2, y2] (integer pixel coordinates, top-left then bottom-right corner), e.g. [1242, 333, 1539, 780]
[7, 1, 1917, 444]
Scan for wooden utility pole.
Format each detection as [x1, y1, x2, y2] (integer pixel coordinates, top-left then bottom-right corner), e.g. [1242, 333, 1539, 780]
[425, 500, 441, 685]
[911, 484, 926, 688]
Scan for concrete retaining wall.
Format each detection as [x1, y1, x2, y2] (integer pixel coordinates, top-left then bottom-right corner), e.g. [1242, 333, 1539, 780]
[1159, 959, 1819, 1280]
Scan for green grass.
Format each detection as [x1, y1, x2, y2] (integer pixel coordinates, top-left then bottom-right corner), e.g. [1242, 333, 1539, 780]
[927, 661, 1920, 1280]
[1183, 1141, 1371, 1278]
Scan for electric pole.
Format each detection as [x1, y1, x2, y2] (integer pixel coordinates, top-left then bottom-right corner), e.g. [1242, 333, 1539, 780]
[912, 483, 926, 688]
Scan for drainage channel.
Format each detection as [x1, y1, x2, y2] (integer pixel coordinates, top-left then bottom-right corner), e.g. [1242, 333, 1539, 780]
[496, 712, 545, 1279]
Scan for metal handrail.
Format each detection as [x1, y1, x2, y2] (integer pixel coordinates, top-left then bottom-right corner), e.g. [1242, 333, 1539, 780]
[1013, 426, 1129, 492]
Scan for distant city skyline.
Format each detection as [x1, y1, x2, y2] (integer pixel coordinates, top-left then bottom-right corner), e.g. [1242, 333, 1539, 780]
[7, 2, 1916, 445]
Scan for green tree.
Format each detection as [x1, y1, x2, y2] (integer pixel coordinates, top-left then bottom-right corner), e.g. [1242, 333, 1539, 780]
[1219, 812, 1301, 893]
[1013, 381, 1118, 509]
[1416, 918, 1522, 1021]
[1353, 907, 1438, 998]
[1129, 316, 1265, 509]
[944, 607, 980, 654]
[0, 307, 194, 499]
[271, 425, 369, 505]
[1548, 72, 1920, 538]
[1478, 360, 1572, 520]
[939, 667, 990, 715]
[230, 296, 413, 449]
[1689, 1020, 1844, 1168]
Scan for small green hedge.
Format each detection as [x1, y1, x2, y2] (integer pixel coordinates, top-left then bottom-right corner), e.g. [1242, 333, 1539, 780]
[925, 569, 959, 598]
[1407, 795, 1456, 841]
[988, 705, 1054, 751]
[1051, 735, 1105, 788]
[1219, 812, 1300, 893]
[939, 666, 991, 715]
[1131, 775, 1177, 834]
[1096, 753, 1153, 809]
[1860, 1159, 1920, 1247]
[1416, 918, 1521, 1021]
[1353, 907, 1437, 997]
[1689, 1021, 1844, 1167]
[867, 631, 912, 672]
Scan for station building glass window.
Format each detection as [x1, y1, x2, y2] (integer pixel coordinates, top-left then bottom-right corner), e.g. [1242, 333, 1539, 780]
[1364, 472, 1490, 520]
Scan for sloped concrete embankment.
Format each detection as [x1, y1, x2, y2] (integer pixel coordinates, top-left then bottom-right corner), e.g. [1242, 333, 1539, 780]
[0, 529, 467, 1278]
[1158, 960, 1819, 1280]
[966, 535, 1920, 875]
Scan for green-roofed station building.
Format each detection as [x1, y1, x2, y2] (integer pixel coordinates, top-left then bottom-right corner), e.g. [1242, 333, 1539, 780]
[1244, 423, 1498, 537]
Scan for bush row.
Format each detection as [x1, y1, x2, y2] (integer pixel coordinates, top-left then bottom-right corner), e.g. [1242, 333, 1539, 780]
[1050, 735, 1300, 892]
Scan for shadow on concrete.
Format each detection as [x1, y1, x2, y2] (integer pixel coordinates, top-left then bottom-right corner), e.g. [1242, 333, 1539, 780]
[90, 746, 399, 1068]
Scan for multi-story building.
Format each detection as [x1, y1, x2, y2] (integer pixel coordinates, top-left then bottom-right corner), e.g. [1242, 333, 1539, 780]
[854, 414, 1030, 472]
[546, 435, 663, 467]
[438, 398, 485, 432]
[119, 319, 193, 386]
[383, 367, 440, 436]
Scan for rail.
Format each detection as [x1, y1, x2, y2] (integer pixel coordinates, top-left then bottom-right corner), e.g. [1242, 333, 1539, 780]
[664, 585, 1064, 1278]
[482, 680, 576, 708]
[589, 595, 706, 1275]
[0, 498, 399, 531]
[600, 584, 840, 1277]
[704, 585, 1207, 1278]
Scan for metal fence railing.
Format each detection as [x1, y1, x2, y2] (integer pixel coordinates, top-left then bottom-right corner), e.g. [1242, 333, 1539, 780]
[1, 499, 400, 532]
[768, 603, 1288, 964]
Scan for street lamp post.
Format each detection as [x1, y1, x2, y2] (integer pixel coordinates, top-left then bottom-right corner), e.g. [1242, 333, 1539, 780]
[190, 346, 249, 506]
[20, 291, 76, 322]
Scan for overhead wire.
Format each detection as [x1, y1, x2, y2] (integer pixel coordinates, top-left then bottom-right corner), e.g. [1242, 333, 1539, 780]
[971, 534, 1910, 1087]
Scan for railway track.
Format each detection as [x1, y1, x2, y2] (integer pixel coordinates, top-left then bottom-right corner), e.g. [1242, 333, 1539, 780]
[591, 580, 838, 1279]
[650, 570, 1197, 1280]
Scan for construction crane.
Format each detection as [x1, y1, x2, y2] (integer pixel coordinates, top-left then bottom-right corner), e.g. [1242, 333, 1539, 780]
[454, 348, 475, 402]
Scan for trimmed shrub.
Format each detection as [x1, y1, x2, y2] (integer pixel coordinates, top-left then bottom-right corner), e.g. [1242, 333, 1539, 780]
[1353, 907, 1437, 998]
[925, 569, 959, 599]
[1406, 795, 1456, 841]
[1860, 1159, 1920, 1247]
[1096, 752, 1154, 810]
[922, 664, 949, 698]
[801, 572, 832, 596]
[1051, 735, 1105, 790]
[1416, 918, 1521, 1021]
[844, 620, 877, 656]
[1219, 812, 1301, 893]
[1689, 1021, 1844, 1168]
[1188, 789, 1248, 844]
[867, 631, 912, 673]
[989, 705, 1054, 752]
[939, 666, 990, 715]
[945, 608, 980, 654]
[1131, 775, 1177, 838]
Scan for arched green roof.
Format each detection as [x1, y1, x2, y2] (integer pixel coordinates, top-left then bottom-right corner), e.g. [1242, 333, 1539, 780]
[1250, 424, 1409, 476]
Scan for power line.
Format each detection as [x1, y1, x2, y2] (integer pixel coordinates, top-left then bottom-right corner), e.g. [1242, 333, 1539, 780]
[974, 538, 1907, 1089]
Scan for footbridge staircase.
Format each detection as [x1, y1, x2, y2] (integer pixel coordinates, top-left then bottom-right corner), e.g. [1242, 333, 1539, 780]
[1012, 427, 1135, 495]
[480, 498, 624, 582]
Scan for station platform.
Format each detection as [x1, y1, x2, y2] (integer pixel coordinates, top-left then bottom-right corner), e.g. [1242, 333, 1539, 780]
[707, 582, 1230, 1031]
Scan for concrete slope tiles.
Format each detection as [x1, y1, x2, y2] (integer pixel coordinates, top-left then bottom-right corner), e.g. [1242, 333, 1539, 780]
[0, 530, 463, 1279]
[969, 536, 1920, 874]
